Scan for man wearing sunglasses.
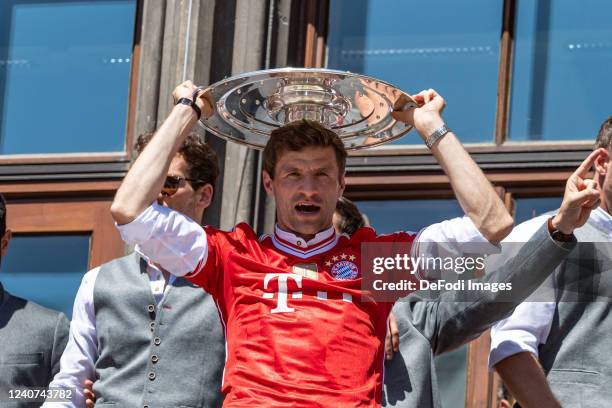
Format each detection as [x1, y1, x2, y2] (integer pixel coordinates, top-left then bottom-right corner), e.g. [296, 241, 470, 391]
[110, 81, 587, 407]
[43, 133, 225, 408]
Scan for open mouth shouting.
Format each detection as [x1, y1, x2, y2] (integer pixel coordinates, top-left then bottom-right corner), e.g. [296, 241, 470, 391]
[295, 202, 321, 216]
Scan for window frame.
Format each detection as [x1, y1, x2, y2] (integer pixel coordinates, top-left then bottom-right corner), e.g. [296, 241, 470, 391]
[0, 0, 143, 166]
[4, 192, 125, 269]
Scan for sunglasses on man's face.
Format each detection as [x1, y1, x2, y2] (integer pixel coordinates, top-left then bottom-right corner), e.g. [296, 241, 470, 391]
[162, 175, 205, 197]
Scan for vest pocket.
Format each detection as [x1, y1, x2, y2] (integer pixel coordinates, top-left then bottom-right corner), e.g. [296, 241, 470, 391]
[1, 352, 43, 365]
[548, 368, 601, 386]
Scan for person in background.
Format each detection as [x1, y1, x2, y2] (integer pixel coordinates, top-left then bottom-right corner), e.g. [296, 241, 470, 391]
[333, 196, 370, 236]
[0, 194, 70, 408]
[490, 117, 612, 408]
[43, 133, 225, 408]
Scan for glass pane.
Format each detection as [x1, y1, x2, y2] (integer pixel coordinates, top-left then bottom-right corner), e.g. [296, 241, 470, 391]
[1, 234, 90, 318]
[356, 199, 464, 232]
[327, 0, 503, 144]
[355, 199, 467, 407]
[514, 196, 562, 224]
[0, 0, 137, 154]
[508, 0, 612, 141]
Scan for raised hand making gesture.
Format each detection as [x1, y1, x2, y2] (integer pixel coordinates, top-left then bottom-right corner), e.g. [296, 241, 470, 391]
[551, 148, 605, 235]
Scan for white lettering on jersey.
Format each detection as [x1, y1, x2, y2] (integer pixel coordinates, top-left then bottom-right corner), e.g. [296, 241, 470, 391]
[263, 273, 303, 313]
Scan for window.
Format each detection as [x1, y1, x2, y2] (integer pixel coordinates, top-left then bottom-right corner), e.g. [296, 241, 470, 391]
[0, 0, 137, 154]
[4, 197, 125, 317]
[327, 0, 504, 144]
[508, 0, 612, 141]
[513, 196, 562, 223]
[2, 234, 90, 318]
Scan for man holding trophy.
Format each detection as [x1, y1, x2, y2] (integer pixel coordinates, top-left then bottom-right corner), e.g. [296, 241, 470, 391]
[110, 71, 589, 406]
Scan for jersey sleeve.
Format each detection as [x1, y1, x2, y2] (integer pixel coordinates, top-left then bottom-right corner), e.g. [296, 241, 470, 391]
[183, 225, 224, 298]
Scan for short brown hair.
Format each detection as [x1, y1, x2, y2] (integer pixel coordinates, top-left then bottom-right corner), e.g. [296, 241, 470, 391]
[263, 120, 347, 178]
[595, 116, 612, 150]
[335, 197, 366, 236]
[135, 132, 219, 190]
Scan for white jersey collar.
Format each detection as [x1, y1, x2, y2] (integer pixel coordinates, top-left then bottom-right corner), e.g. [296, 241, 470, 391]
[271, 224, 338, 258]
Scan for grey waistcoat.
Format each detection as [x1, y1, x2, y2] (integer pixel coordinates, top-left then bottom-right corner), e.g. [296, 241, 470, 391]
[93, 253, 225, 408]
[0, 283, 69, 408]
[537, 215, 612, 407]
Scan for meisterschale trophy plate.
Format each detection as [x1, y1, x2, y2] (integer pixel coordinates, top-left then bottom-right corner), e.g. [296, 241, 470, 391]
[197, 68, 418, 150]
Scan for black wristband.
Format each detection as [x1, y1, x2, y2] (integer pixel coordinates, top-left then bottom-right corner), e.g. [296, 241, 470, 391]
[547, 216, 575, 242]
[175, 97, 201, 120]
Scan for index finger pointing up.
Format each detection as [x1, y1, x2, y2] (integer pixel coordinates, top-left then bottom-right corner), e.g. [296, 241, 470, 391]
[574, 148, 607, 179]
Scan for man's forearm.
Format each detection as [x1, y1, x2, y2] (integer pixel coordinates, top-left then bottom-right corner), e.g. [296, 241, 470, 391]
[495, 352, 561, 408]
[428, 130, 512, 243]
[111, 104, 197, 224]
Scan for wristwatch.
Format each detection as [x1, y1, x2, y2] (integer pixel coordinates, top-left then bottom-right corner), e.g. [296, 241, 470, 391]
[547, 217, 575, 242]
[175, 97, 202, 120]
[425, 124, 450, 149]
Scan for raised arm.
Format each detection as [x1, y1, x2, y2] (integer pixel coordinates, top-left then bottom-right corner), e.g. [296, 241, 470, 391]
[393, 90, 513, 243]
[111, 81, 213, 225]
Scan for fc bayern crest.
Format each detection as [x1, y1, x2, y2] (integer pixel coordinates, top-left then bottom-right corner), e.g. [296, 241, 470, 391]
[331, 260, 359, 280]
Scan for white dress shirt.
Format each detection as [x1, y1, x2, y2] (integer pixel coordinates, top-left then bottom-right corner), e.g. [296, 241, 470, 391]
[489, 207, 612, 368]
[42, 260, 174, 407]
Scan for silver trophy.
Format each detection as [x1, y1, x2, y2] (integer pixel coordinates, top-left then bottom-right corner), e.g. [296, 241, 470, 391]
[198, 68, 418, 150]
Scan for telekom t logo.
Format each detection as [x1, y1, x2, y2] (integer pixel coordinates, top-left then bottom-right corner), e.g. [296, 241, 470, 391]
[262, 273, 302, 313]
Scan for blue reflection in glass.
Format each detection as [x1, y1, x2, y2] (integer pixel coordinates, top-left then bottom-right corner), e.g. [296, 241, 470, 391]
[356, 199, 464, 233]
[1, 234, 90, 318]
[327, 0, 503, 144]
[0, 0, 136, 154]
[514, 196, 561, 224]
[509, 0, 612, 141]
[355, 198, 466, 406]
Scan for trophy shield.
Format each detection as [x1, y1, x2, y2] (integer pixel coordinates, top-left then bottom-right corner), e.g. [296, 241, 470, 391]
[197, 68, 418, 150]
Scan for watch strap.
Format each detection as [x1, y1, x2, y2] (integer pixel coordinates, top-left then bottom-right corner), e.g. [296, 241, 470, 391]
[547, 217, 575, 242]
[175, 97, 201, 120]
[425, 124, 450, 149]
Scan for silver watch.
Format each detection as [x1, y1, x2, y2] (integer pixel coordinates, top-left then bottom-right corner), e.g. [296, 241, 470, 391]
[425, 124, 450, 149]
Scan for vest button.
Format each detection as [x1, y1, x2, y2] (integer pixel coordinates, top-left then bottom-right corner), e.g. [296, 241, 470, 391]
[150, 322, 156, 331]
[148, 372, 156, 381]
[153, 337, 161, 345]
[147, 304, 155, 313]
[151, 355, 159, 363]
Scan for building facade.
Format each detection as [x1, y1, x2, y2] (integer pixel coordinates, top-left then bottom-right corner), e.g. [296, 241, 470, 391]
[2, 0, 610, 406]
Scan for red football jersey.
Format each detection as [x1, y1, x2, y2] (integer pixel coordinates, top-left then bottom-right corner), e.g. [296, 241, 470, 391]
[185, 223, 417, 407]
